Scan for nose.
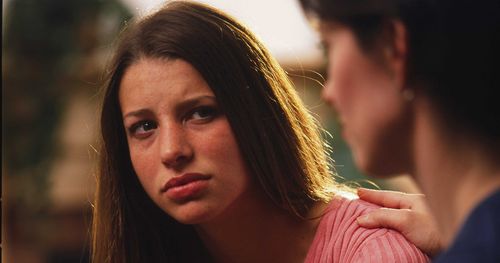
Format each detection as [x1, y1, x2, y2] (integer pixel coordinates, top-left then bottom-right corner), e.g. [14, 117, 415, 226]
[321, 80, 337, 109]
[159, 123, 193, 169]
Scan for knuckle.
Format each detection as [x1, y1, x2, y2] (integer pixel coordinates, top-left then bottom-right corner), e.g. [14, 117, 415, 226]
[400, 209, 413, 222]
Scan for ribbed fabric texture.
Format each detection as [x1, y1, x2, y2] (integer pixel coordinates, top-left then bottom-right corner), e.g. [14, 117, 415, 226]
[305, 196, 430, 263]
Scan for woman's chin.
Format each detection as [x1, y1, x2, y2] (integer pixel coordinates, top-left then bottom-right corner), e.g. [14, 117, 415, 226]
[166, 205, 216, 225]
[353, 151, 402, 179]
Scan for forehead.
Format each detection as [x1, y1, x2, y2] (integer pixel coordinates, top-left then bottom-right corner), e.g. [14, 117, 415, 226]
[118, 58, 214, 109]
[122, 57, 202, 84]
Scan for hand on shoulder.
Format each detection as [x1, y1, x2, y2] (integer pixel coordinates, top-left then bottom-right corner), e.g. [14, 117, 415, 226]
[356, 188, 443, 257]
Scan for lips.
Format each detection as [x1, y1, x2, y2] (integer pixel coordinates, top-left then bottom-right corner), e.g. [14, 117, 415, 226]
[161, 173, 211, 202]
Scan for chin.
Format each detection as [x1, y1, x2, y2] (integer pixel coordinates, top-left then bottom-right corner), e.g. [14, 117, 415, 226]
[165, 203, 217, 225]
[173, 211, 212, 225]
[354, 151, 404, 178]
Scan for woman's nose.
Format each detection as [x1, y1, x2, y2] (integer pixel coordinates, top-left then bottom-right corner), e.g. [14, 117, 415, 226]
[321, 80, 337, 109]
[159, 124, 193, 169]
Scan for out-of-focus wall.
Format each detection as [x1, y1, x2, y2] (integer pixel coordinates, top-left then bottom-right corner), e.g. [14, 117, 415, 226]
[2, 0, 131, 262]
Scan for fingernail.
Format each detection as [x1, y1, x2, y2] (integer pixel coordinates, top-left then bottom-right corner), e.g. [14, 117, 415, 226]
[357, 188, 367, 196]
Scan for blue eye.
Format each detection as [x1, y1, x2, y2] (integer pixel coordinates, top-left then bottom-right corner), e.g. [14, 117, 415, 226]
[129, 120, 157, 138]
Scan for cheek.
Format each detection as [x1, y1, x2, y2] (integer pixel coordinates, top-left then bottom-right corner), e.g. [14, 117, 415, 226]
[199, 120, 251, 184]
[201, 121, 244, 165]
[128, 143, 158, 192]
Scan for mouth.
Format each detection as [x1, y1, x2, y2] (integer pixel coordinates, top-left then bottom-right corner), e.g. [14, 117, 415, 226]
[161, 173, 211, 202]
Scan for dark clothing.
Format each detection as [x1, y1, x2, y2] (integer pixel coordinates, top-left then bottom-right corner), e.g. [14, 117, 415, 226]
[434, 189, 500, 262]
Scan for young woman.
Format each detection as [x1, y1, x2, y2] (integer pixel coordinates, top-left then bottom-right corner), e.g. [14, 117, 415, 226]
[299, 0, 500, 262]
[91, 1, 428, 262]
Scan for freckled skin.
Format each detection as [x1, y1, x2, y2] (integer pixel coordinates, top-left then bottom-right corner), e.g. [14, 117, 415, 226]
[119, 58, 255, 224]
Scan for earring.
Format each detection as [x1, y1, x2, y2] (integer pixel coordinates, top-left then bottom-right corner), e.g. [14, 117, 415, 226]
[402, 88, 415, 101]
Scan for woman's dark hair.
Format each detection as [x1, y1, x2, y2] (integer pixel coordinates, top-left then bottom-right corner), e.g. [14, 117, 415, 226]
[92, 1, 345, 262]
[300, 0, 500, 142]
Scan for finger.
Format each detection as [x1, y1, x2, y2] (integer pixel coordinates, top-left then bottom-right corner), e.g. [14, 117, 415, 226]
[356, 208, 412, 233]
[357, 188, 413, 209]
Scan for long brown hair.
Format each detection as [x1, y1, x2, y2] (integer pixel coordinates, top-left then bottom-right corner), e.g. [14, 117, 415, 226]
[92, 1, 344, 262]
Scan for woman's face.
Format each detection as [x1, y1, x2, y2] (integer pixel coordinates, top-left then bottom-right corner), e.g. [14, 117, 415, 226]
[119, 58, 254, 224]
[320, 23, 412, 176]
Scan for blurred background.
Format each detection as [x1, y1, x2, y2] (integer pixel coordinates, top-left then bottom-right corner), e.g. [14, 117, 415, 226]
[2, 0, 420, 262]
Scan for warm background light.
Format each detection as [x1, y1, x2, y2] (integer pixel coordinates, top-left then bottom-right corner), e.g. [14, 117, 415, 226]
[121, 0, 324, 68]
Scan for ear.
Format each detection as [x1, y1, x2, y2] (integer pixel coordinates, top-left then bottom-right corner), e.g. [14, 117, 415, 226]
[384, 19, 408, 89]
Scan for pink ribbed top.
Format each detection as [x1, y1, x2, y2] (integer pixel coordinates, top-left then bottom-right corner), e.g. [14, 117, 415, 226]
[305, 196, 429, 263]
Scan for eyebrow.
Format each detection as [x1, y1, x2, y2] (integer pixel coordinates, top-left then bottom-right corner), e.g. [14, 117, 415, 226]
[122, 95, 217, 120]
[123, 108, 151, 120]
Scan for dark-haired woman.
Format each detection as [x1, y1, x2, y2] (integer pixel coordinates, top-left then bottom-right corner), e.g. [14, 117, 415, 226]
[299, 0, 500, 262]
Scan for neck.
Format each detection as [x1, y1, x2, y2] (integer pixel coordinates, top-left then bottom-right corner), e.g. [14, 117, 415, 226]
[412, 99, 500, 247]
[195, 187, 325, 263]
